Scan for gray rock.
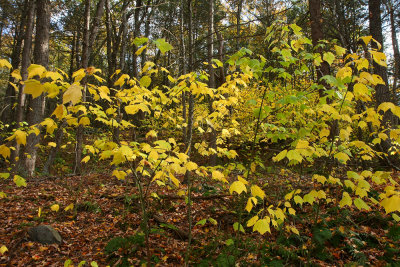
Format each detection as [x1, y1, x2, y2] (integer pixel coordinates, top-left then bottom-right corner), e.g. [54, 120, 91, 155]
[28, 225, 62, 244]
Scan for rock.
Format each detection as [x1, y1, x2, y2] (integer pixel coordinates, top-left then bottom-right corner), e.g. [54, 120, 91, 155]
[27, 225, 62, 244]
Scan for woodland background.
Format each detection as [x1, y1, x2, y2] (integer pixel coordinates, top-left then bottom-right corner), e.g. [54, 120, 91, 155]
[0, 0, 400, 266]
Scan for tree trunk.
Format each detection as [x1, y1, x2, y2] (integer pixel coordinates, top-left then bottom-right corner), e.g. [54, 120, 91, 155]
[24, 0, 50, 176]
[16, 0, 35, 125]
[383, 0, 400, 106]
[369, 0, 392, 121]
[208, 0, 217, 166]
[73, 0, 90, 175]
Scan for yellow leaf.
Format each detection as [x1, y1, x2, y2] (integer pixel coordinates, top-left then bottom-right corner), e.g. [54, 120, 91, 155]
[169, 173, 180, 187]
[64, 203, 74, 211]
[51, 104, 66, 120]
[253, 218, 270, 235]
[336, 67, 352, 79]
[38, 207, 42, 217]
[15, 130, 27, 145]
[313, 174, 327, 184]
[290, 226, 299, 235]
[229, 181, 247, 195]
[0, 145, 11, 159]
[273, 150, 287, 162]
[339, 192, 352, 207]
[360, 36, 372, 46]
[135, 45, 147, 56]
[0, 192, 7, 198]
[296, 140, 309, 149]
[0, 245, 8, 255]
[370, 50, 387, 67]
[79, 117, 90, 126]
[334, 45, 347, 56]
[186, 161, 198, 171]
[0, 59, 12, 69]
[140, 76, 151, 88]
[319, 128, 330, 138]
[63, 84, 82, 105]
[380, 196, 400, 213]
[372, 74, 385, 85]
[378, 102, 395, 112]
[286, 150, 303, 163]
[48, 142, 56, 147]
[11, 69, 22, 80]
[51, 204, 59, 212]
[148, 150, 158, 161]
[112, 170, 127, 180]
[238, 176, 248, 185]
[245, 197, 257, 212]
[334, 152, 350, 163]
[81, 155, 90, 163]
[27, 64, 46, 79]
[24, 79, 44, 98]
[247, 215, 259, 227]
[212, 170, 228, 183]
[251, 185, 266, 199]
[288, 208, 296, 215]
[145, 130, 158, 138]
[354, 83, 371, 101]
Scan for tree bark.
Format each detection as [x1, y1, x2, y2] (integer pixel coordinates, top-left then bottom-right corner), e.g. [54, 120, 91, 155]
[208, 0, 217, 166]
[369, 0, 392, 121]
[24, 0, 50, 176]
[73, 0, 90, 175]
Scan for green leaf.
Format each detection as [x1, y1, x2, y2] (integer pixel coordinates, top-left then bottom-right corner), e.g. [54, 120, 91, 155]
[339, 192, 352, 208]
[225, 239, 234, 246]
[78, 261, 87, 267]
[233, 222, 245, 233]
[196, 219, 207, 226]
[354, 198, 370, 211]
[13, 175, 26, 187]
[133, 37, 149, 46]
[140, 76, 151, 88]
[286, 150, 303, 163]
[0, 173, 10, 179]
[154, 39, 173, 55]
[323, 52, 335, 65]
[90, 262, 98, 267]
[294, 195, 303, 205]
[64, 259, 73, 267]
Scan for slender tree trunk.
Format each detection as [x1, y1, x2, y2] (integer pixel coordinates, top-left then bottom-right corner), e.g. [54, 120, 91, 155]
[208, 0, 217, 166]
[309, 0, 330, 85]
[236, 0, 243, 50]
[180, 0, 187, 143]
[16, 0, 35, 125]
[88, 0, 106, 65]
[184, 0, 194, 263]
[73, 0, 90, 175]
[24, 0, 50, 176]
[383, 0, 400, 106]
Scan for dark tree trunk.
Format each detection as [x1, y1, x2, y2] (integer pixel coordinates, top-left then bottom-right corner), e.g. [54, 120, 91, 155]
[369, 0, 392, 118]
[24, 0, 50, 176]
[73, 0, 90, 175]
[208, 0, 216, 166]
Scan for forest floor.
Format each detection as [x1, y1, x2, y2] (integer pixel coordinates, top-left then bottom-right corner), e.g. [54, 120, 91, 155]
[1, 170, 400, 266]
